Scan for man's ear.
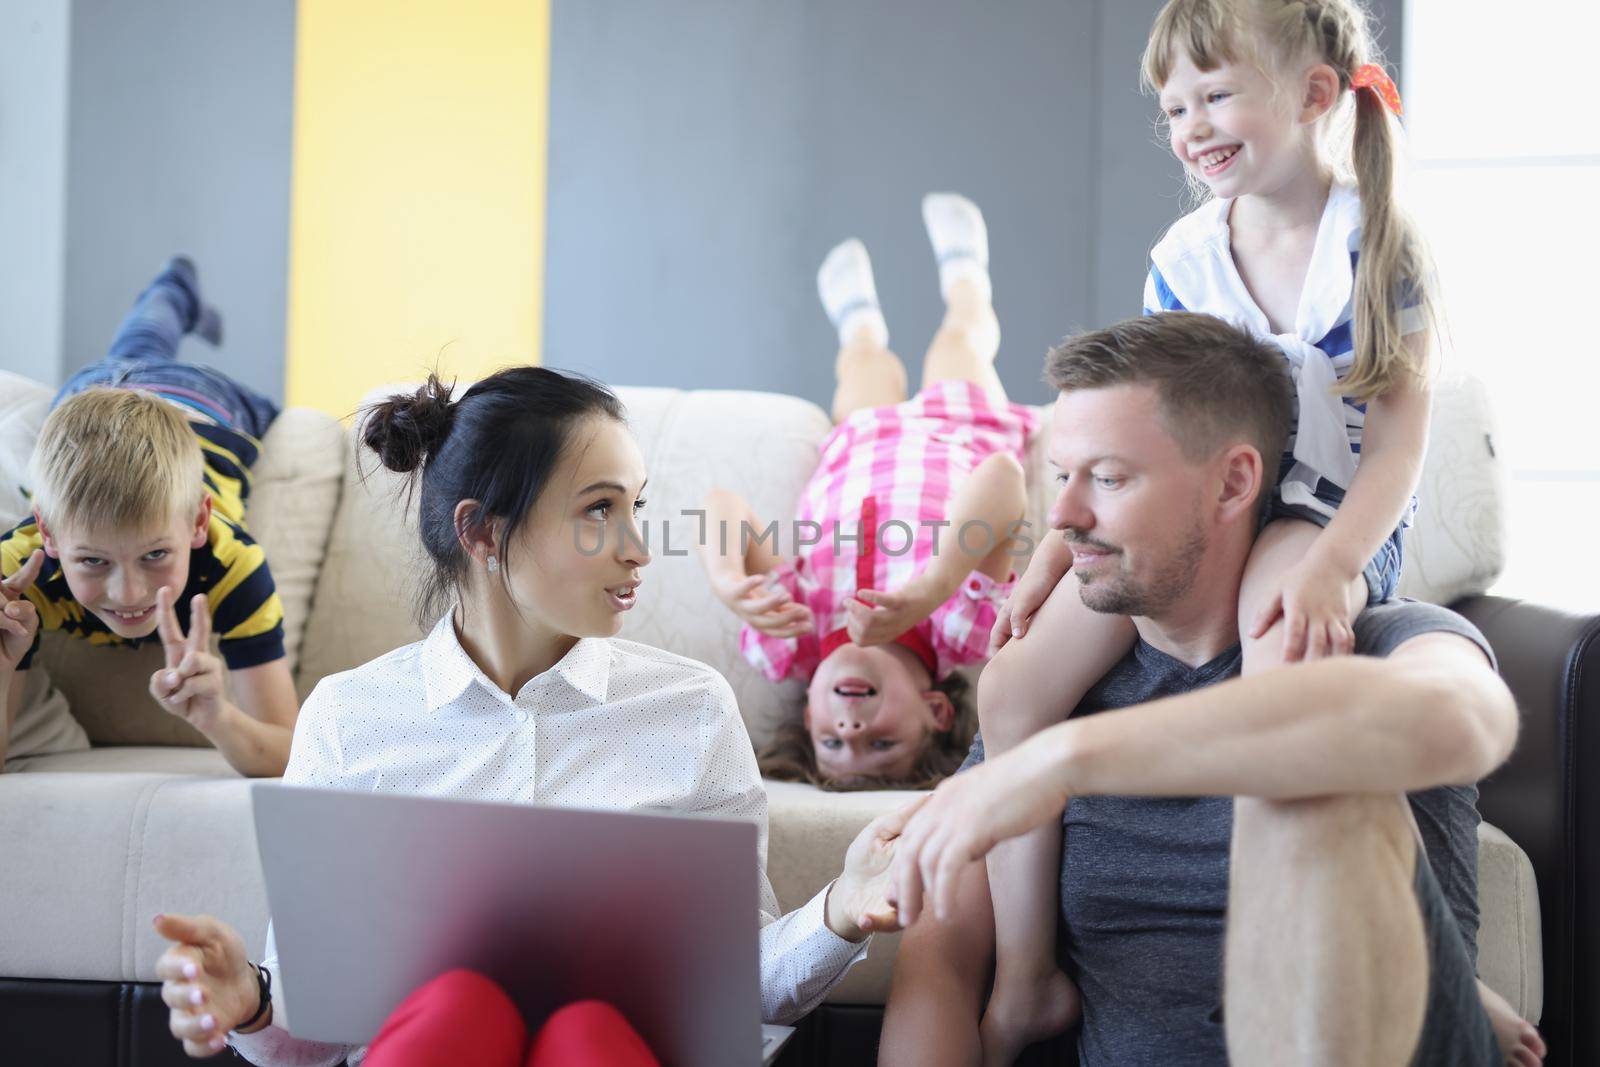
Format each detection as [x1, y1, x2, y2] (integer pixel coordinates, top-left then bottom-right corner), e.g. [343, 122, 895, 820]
[1300, 62, 1341, 124]
[190, 495, 213, 549]
[1216, 444, 1266, 526]
[922, 688, 956, 733]
[33, 509, 58, 559]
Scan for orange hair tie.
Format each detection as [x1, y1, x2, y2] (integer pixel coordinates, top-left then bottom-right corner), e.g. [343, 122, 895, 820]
[1350, 63, 1403, 117]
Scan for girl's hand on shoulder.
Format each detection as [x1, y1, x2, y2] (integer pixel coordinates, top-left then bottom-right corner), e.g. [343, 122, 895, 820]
[989, 534, 1073, 654]
[152, 912, 259, 1056]
[149, 588, 227, 731]
[717, 573, 814, 639]
[1249, 554, 1362, 662]
[0, 549, 44, 671]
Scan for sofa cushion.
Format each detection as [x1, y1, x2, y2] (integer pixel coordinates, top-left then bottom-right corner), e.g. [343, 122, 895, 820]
[0, 371, 52, 527]
[1394, 373, 1508, 604]
[0, 749, 268, 983]
[3, 656, 88, 762]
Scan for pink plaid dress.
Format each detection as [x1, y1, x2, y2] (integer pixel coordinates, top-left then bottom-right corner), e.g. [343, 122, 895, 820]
[740, 380, 1041, 684]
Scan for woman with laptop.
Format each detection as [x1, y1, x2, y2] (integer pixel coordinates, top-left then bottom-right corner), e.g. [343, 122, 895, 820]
[149, 367, 918, 1065]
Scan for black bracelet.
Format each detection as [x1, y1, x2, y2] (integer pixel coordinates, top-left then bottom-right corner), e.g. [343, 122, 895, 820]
[234, 963, 272, 1033]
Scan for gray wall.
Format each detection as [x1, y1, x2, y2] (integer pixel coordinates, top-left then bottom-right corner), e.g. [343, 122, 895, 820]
[546, 0, 1403, 410]
[545, 0, 1179, 409]
[0, 3, 72, 385]
[58, 0, 295, 402]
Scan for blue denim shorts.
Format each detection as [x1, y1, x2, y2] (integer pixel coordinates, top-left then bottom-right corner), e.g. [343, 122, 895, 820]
[1265, 478, 1406, 605]
[54, 359, 278, 439]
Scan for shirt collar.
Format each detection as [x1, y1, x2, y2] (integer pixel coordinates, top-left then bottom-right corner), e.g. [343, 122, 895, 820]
[1153, 181, 1362, 343]
[421, 611, 613, 712]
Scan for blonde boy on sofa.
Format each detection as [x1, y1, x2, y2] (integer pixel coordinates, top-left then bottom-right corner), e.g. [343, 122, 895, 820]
[0, 257, 297, 776]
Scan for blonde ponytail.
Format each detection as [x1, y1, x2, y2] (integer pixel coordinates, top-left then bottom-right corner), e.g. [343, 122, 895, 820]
[1339, 56, 1437, 400]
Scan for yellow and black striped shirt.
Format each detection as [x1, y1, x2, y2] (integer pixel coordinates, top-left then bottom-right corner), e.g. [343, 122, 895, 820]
[0, 420, 285, 671]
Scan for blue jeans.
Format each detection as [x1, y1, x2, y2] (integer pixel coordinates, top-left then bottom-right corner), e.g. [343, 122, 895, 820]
[54, 257, 279, 440]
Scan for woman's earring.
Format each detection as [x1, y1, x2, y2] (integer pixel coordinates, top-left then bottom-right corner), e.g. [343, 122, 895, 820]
[486, 555, 499, 575]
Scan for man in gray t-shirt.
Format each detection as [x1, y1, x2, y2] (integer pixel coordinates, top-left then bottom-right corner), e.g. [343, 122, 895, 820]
[877, 315, 1528, 1067]
[956, 600, 1490, 1065]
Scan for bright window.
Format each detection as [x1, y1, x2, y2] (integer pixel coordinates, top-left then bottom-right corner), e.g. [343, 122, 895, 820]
[1405, 0, 1600, 611]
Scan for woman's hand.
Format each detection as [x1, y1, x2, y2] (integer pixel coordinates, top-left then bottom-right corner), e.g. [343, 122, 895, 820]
[711, 572, 814, 639]
[1248, 553, 1364, 662]
[889, 734, 1071, 925]
[149, 588, 226, 731]
[825, 796, 930, 941]
[153, 913, 262, 1057]
[0, 549, 44, 671]
[989, 534, 1073, 654]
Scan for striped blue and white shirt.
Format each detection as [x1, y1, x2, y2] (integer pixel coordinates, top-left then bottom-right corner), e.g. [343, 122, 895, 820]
[1142, 182, 1424, 521]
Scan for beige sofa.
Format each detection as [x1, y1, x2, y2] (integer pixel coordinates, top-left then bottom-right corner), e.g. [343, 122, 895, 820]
[0, 370, 1542, 1057]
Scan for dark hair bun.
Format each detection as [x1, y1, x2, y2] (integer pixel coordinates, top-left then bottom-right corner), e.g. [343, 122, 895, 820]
[362, 373, 456, 473]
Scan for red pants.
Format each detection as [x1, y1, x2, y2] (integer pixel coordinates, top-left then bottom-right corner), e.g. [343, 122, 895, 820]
[363, 969, 660, 1067]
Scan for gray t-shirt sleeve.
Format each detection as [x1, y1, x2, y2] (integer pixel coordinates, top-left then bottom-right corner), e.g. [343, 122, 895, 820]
[1352, 597, 1496, 670]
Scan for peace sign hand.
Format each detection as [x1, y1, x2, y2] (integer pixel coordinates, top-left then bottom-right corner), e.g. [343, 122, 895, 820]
[0, 549, 45, 672]
[149, 587, 225, 732]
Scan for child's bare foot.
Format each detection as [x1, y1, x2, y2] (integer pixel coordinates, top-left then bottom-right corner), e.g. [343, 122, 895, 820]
[1477, 979, 1545, 1066]
[978, 966, 1081, 1067]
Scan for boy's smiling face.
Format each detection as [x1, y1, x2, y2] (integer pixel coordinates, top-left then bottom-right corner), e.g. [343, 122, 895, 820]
[37, 497, 211, 639]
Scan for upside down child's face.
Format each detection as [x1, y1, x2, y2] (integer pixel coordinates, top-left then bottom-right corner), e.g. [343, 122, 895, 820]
[804, 641, 955, 783]
[38, 499, 211, 640]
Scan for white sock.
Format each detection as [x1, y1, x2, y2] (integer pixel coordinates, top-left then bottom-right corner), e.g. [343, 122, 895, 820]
[922, 192, 992, 304]
[817, 238, 888, 347]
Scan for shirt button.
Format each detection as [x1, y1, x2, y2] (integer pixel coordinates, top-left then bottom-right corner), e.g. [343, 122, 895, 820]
[516, 710, 530, 725]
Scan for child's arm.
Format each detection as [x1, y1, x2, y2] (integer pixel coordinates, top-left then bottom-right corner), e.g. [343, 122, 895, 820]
[148, 588, 295, 777]
[1251, 352, 1432, 657]
[0, 550, 45, 770]
[988, 531, 1074, 654]
[848, 452, 1026, 647]
[697, 488, 812, 639]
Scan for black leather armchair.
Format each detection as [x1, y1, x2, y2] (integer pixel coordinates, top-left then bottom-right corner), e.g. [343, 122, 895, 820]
[1456, 596, 1600, 1067]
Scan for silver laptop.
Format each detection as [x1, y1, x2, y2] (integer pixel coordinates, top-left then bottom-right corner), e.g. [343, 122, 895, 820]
[252, 783, 795, 1066]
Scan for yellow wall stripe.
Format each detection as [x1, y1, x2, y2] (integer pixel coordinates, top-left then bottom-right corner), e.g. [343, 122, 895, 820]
[286, 0, 550, 418]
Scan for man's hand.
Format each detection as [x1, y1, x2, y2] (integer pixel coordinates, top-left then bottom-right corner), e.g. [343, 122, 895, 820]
[0, 549, 44, 671]
[710, 572, 814, 639]
[825, 796, 930, 941]
[152, 912, 261, 1057]
[1248, 553, 1364, 662]
[890, 734, 1071, 926]
[990, 534, 1073, 654]
[149, 587, 226, 731]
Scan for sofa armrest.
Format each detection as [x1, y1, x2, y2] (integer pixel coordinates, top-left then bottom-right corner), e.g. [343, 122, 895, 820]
[1452, 594, 1600, 1066]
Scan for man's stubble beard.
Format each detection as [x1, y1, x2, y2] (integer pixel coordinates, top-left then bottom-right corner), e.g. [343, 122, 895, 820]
[1074, 516, 1209, 618]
